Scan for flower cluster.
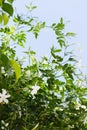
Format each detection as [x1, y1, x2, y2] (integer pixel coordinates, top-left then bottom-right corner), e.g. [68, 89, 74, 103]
[0, 89, 10, 104]
[1, 120, 9, 130]
[31, 85, 40, 96]
[75, 102, 86, 110]
[84, 116, 87, 125]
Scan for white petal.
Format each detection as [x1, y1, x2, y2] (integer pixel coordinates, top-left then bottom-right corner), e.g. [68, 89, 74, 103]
[0, 93, 2, 97]
[5, 94, 10, 98]
[1, 120, 5, 124]
[1, 126, 4, 129]
[81, 105, 86, 109]
[0, 98, 3, 103]
[31, 86, 40, 90]
[31, 86, 35, 89]
[5, 123, 9, 127]
[2, 89, 7, 95]
[31, 90, 37, 95]
[3, 98, 9, 104]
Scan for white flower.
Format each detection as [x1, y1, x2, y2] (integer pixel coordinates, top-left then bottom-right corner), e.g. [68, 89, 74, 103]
[1, 120, 9, 130]
[31, 85, 40, 96]
[1, 67, 5, 74]
[25, 70, 31, 77]
[68, 125, 74, 128]
[75, 103, 81, 110]
[0, 89, 10, 104]
[84, 116, 87, 125]
[75, 102, 86, 110]
[81, 105, 86, 109]
[38, 71, 42, 77]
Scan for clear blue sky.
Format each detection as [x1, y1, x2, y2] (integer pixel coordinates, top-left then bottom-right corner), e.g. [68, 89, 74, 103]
[14, 0, 87, 74]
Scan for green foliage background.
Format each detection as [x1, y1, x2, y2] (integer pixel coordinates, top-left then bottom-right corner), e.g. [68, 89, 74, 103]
[0, 0, 87, 130]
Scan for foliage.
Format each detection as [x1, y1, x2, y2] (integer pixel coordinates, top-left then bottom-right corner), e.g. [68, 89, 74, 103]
[0, 0, 14, 25]
[0, 1, 87, 130]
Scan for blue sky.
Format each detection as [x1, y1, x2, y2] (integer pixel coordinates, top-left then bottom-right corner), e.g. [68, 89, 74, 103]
[14, 0, 87, 74]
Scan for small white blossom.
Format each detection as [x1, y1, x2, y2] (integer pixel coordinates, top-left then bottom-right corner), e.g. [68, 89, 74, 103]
[31, 85, 40, 96]
[75, 103, 81, 110]
[81, 105, 86, 109]
[84, 116, 87, 125]
[25, 70, 31, 77]
[75, 102, 86, 110]
[38, 71, 42, 77]
[0, 89, 10, 104]
[1, 67, 5, 74]
[1, 120, 9, 130]
[68, 125, 74, 128]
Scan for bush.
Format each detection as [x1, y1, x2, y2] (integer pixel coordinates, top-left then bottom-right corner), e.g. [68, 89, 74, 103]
[0, 1, 87, 130]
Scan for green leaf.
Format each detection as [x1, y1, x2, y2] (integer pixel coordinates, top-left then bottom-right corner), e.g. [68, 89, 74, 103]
[0, 15, 2, 23]
[32, 6, 37, 10]
[10, 60, 21, 83]
[3, 13, 9, 25]
[0, 0, 3, 6]
[52, 23, 56, 27]
[7, 0, 14, 3]
[41, 22, 46, 28]
[60, 17, 63, 24]
[2, 3, 13, 16]
[25, 5, 30, 10]
[18, 41, 24, 47]
[66, 32, 76, 37]
[68, 57, 76, 62]
[58, 39, 65, 47]
[0, 54, 9, 67]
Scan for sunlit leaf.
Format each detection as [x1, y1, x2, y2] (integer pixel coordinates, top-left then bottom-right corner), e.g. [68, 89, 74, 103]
[0, 15, 2, 23]
[66, 32, 76, 37]
[0, 0, 3, 6]
[3, 13, 9, 25]
[32, 6, 37, 10]
[10, 60, 21, 83]
[7, 0, 14, 3]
